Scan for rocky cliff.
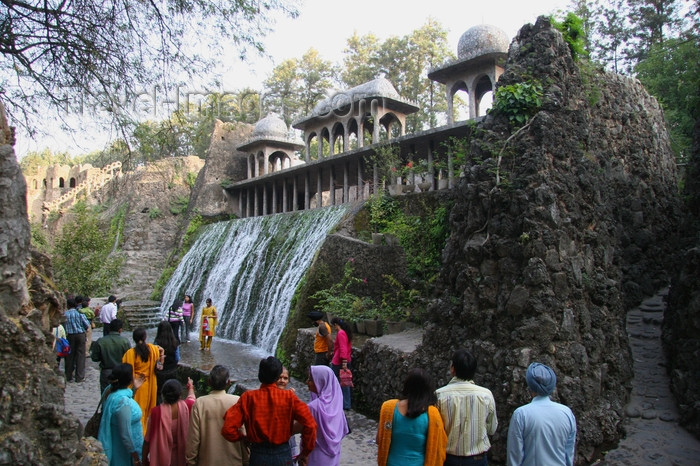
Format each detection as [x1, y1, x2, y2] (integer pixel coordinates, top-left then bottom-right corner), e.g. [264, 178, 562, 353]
[418, 17, 683, 463]
[0, 103, 102, 464]
[664, 119, 700, 437]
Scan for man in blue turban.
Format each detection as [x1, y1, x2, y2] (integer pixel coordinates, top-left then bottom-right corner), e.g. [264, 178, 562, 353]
[507, 363, 577, 465]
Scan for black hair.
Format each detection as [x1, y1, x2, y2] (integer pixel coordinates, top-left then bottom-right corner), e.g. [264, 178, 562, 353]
[66, 297, 77, 309]
[132, 328, 150, 362]
[209, 365, 230, 391]
[330, 317, 353, 343]
[74, 295, 83, 306]
[111, 363, 133, 389]
[154, 320, 178, 354]
[162, 379, 183, 404]
[402, 368, 437, 418]
[452, 348, 477, 380]
[82, 296, 90, 305]
[258, 356, 283, 384]
[108, 319, 123, 332]
[184, 295, 192, 303]
[108, 295, 117, 303]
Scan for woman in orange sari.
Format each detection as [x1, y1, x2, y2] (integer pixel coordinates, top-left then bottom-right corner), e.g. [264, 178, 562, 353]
[122, 327, 164, 433]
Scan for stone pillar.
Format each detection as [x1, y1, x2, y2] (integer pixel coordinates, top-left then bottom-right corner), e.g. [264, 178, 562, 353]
[343, 162, 349, 203]
[272, 181, 277, 214]
[262, 183, 268, 215]
[446, 85, 454, 125]
[304, 173, 310, 210]
[263, 149, 269, 175]
[282, 178, 288, 213]
[316, 169, 322, 208]
[238, 192, 243, 217]
[317, 133, 323, 160]
[293, 176, 298, 212]
[329, 127, 335, 156]
[357, 163, 363, 201]
[343, 124, 349, 153]
[329, 166, 336, 206]
[253, 185, 259, 217]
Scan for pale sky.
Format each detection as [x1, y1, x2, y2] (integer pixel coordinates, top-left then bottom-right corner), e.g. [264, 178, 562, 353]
[15, 0, 572, 158]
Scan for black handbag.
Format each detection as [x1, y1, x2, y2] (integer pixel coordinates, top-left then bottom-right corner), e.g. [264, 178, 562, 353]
[84, 390, 109, 438]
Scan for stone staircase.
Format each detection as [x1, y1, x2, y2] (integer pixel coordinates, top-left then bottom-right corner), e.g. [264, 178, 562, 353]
[119, 299, 164, 330]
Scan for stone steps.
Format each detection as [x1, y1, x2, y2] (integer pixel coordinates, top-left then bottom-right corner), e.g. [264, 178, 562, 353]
[120, 299, 163, 330]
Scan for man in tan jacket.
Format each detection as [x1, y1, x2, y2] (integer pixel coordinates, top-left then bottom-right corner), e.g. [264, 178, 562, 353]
[186, 365, 249, 465]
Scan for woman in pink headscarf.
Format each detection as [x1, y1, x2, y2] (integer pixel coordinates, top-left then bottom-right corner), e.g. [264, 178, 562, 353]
[305, 365, 350, 466]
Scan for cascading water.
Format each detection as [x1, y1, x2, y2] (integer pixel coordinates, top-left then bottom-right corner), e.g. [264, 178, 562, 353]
[160, 205, 348, 354]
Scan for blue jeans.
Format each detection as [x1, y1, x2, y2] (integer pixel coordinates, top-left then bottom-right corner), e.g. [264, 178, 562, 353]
[341, 386, 351, 409]
[444, 453, 488, 466]
[249, 443, 293, 466]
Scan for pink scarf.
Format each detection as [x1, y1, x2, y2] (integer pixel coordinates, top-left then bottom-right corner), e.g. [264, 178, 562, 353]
[146, 400, 191, 466]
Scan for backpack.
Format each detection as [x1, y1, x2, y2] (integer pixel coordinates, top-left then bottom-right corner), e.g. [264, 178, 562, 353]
[56, 337, 70, 358]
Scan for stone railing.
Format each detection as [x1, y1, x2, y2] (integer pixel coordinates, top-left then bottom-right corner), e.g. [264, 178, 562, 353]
[43, 161, 122, 212]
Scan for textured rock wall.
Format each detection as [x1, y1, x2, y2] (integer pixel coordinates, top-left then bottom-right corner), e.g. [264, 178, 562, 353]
[417, 17, 682, 464]
[188, 119, 252, 219]
[0, 106, 102, 464]
[664, 119, 700, 436]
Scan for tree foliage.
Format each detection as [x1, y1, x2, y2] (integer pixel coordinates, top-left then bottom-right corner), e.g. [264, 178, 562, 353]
[340, 18, 454, 132]
[0, 0, 297, 131]
[52, 201, 124, 296]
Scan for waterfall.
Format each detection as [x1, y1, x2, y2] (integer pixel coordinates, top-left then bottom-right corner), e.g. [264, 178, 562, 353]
[160, 205, 348, 354]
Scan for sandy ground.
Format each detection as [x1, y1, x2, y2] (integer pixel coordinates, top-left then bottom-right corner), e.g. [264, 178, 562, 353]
[64, 290, 699, 465]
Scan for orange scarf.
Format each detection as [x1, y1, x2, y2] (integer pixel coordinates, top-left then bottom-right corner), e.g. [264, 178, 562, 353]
[376, 399, 447, 466]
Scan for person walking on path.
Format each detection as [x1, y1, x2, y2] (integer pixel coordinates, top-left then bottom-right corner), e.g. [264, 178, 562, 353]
[64, 296, 91, 383]
[305, 365, 350, 466]
[377, 368, 447, 466]
[100, 295, 119, 335]
[507, 363, 576, 466]
[436, 348, 497, 465]
[199, 298, 217, 351]
[186, 365, 249, 466]
[91, 319, 131, 393]
[308, 311, 332, 365]
[222, 356, 317, 466]
[122, 327, 165, 434]
[181, 295, 195, 343]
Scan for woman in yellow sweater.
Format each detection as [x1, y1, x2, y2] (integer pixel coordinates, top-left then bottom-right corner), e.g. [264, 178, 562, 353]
[377, 368, 447, 466]
[199, 298, 217, 351]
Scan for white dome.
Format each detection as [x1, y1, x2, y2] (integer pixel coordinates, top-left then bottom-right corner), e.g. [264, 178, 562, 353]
[457, 24, 509, 61]
[252, 113, 288, 138]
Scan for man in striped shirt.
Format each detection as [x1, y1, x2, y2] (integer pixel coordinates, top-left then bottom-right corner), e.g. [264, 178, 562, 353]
[436, 348, 498, 465]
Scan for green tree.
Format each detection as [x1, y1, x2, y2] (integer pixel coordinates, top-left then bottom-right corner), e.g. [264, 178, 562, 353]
[635, 35, 700, 159]
[297, 49, 336, 117]
[19, 148, 75, 175]
[52, 202, 124, 296]
[1, 0, 298, 132]
[627, 0, 681, 61]
[341, 19, 453, 132]
[264, 58, 302, 126]
[341, 32, 382, 87]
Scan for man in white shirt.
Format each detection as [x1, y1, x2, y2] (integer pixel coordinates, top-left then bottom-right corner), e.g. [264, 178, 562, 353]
[436, 348, 498, 465]
[99, 295, 118, 335]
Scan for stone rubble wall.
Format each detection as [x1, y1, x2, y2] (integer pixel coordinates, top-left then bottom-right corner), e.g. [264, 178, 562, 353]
[417, 17, 683, 464]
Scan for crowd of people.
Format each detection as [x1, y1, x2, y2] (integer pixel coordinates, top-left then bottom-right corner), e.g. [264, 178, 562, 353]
[54, 298, 577, 466]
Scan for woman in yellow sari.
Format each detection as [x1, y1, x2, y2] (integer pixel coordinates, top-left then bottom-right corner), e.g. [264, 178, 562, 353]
[122, 327, 164, 434]
[199, 298, 218, 351]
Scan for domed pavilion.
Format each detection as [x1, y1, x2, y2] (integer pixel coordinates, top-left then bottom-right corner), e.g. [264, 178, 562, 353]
[428, 24, 509, 123]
